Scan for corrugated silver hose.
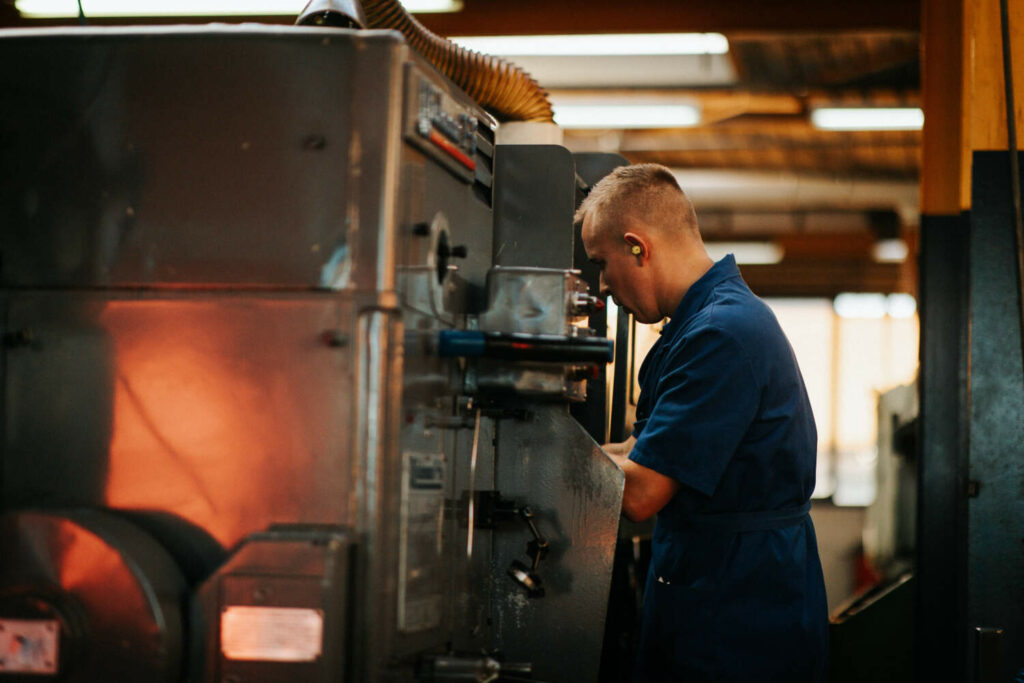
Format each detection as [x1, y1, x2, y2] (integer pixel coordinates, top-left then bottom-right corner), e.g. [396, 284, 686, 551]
[359, 0, 555, 122]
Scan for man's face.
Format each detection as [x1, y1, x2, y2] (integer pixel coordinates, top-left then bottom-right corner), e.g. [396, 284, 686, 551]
[581, 213, 654, 322]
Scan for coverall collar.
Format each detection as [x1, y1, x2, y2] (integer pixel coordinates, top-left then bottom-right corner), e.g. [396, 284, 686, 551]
[661, 254, 741, 338]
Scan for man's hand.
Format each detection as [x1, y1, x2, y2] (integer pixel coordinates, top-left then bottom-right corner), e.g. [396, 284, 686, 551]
[601, 436, 679, 523]
[602, 436, 636, 457]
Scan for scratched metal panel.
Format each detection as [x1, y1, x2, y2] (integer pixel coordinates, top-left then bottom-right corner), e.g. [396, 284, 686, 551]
[0, 26, 404, 288]
[492, 145, 576, 270]
[490, 405, 624, 683]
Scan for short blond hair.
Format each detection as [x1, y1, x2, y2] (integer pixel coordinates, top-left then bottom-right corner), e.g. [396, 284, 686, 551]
[575, 163, 698, 235]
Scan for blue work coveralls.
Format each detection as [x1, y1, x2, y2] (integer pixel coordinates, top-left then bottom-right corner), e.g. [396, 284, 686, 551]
[628, 255, 828, 682]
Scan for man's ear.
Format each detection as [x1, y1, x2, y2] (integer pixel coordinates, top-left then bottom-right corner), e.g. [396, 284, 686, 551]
[623, 232, 650, 261]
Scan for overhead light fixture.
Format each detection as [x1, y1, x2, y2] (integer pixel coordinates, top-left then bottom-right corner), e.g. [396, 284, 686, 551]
[886, 293, 917, 318]
[834, 293, 887, 319]
[810, 107, 924, 131]
[553, 103, 699, 129]
[16, 0, 460, 17]
[834, 293, 917, 319]
[704, 242, 784, 265]
[872, 238, 909, 263]
[450, 33, 729, 57]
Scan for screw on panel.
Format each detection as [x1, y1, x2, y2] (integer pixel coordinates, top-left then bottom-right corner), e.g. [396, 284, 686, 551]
[303, 135, 327, 151]
[321, 330, 348, 347]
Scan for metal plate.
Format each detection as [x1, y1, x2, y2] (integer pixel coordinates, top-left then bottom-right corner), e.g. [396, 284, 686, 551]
[490, 406, 624, 683]
[0, 26, 404, 288]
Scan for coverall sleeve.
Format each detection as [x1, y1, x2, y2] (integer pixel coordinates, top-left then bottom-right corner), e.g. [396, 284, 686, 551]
[628, 324, 760, 497]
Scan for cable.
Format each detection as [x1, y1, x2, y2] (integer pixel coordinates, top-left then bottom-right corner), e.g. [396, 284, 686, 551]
[1000, 0, 1024, 379]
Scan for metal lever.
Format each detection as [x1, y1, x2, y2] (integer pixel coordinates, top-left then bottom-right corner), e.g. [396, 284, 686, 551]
[508, 506, 548, 599]
[508, 559, 544, 599]
[473, 493, 549, 598]
[518, 506, 549, 572]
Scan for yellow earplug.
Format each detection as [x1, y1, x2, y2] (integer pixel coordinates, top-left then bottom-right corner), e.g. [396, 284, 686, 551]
[631, 245, 642, 255]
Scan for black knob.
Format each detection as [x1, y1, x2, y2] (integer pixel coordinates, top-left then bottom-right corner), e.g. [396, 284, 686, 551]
[450, 245, 468, 258]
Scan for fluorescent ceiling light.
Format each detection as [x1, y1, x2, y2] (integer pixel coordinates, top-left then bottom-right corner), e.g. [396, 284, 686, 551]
[886, 293, 917, 318]
[834, 293, 917, 319]
[811, 107, 923, 131]
[834, 293, 887, 319]
[705, 242, 784, 265]
[554, 104, 699, 129]
[872, 238, 909, 263]
[450, 33, 728, 57]
[16, 0, 459, 16]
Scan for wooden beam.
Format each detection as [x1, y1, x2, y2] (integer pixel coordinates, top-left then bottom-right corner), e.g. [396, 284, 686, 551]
[967, 0, 1024, 151]
[920, 0, 967, 213]
[742, 261, 907, 297]
[1, 1, 921, 33]
[420, 0, 920, 37]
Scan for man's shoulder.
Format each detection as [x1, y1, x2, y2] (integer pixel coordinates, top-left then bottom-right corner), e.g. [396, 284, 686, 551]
[688, 280, 775, 338]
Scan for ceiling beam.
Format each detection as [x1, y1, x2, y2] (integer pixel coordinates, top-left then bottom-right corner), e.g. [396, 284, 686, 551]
[420, 0, 920, 37]
[1, 1, 921, 33]
[742, 260, 909, 297]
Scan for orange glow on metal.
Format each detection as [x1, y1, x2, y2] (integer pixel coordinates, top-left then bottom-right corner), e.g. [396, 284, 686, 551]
[100, 299, 351, 549]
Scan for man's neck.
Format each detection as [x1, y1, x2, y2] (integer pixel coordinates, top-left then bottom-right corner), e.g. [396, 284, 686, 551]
[656, 248, 714, 319]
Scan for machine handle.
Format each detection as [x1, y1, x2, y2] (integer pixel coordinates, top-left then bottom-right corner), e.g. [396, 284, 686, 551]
[438, 330, 613, 363]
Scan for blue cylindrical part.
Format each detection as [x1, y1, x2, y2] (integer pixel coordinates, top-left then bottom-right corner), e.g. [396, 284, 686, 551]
[437, 330, 486, 357]
[438, 330, 613, 363]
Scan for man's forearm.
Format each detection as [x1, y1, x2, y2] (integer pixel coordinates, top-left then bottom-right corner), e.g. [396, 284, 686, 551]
[601, 435, 679, 522]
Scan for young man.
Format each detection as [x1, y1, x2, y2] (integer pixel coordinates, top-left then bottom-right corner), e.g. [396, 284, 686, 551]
[578, 164, 828, 681]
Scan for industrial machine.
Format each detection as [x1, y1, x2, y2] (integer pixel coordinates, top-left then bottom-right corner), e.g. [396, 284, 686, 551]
[0, 10, 624, 682]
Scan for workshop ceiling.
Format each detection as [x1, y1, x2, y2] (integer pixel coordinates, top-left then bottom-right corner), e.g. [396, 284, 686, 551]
[0, 0, 923, 298]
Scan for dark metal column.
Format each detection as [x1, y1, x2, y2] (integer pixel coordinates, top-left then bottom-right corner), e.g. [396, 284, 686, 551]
[917, 212, 970, 682]
[967, 150, 1024, 682]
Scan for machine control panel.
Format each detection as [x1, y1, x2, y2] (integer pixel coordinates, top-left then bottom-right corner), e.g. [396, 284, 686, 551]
[404, 65, 483, 182]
